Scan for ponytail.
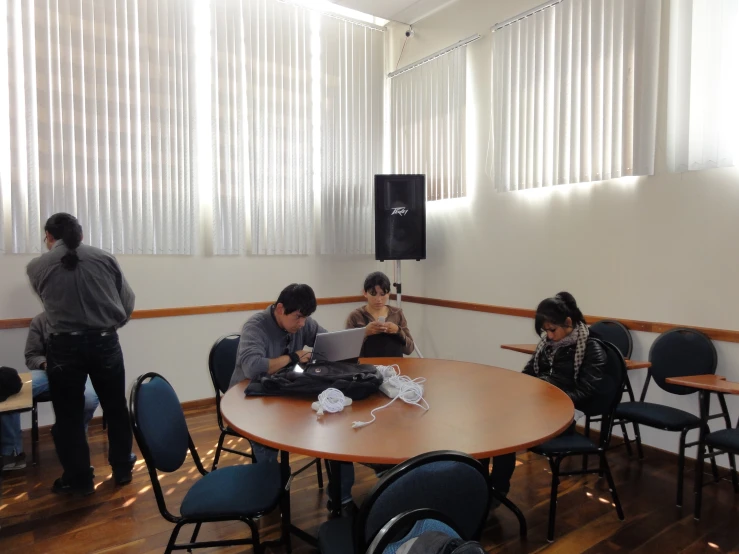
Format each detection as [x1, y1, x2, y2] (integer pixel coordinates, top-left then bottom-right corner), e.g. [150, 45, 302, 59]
[554, 291, 586, 326]
[45, 213, 83, 270]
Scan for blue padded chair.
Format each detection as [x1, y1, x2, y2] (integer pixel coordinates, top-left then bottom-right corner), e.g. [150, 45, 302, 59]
[209, 333, 325, 485]
[615, 328, 721, 507]
[317, 450, 490, 554]
[366, 509, 465, 554]
[530, 339, 626, 542]
[583, 320, 636, 469]
[208, 334, 255, 469]
[694, 426, 739, 520]
[130, 373, 282, 554]
[589, 320, 633, 360]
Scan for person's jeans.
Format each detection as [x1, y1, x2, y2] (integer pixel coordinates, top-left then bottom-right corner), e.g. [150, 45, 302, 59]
[0, 371, 100, 456]
[47, 332, 133, 487]
[251, 441, 355, 503]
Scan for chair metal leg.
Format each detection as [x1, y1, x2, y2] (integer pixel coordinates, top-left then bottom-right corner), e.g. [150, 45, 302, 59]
[187, 522, 202, 553]
[729, 453, 739, 494]
[600, 452, 625, 520]
[582, 416, 591, 471]
[32, 401, 39, 466]
[315, 458, 324, 489]
[677, 428, 688, 507]
[32, 402, 39, 442]
[244, 518, 262, 554]
[212, 432, 226, 471]
[620, 421, 633, 457]
[547, 457, 562, 543]
[164, 521, 185, 554]
[706, 440, 720, 483]
[694, 391, 710, 521]
[633, 423, 645, 459]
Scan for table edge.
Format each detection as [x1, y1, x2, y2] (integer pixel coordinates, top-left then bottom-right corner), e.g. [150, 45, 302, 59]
[222, 374, 576, 464]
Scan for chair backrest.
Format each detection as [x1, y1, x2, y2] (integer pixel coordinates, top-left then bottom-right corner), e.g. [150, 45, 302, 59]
[589, 320, 633, 359]
[130, 373, 190, 473]
[592, 340, 629, 448]
[648, 328, 717, 396]
[365, 509, 463, 554]
[354, 451, 490, 553]
[208, 334, 241, 395]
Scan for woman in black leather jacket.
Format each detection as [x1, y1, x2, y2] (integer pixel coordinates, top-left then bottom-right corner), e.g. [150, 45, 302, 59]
[490, 292, 612, 506]
[522, 292, 608, 410]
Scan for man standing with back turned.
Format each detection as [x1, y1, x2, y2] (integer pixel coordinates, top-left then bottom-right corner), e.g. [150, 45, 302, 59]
[26, 213, 136, 495]
[231, 283, 356, 512]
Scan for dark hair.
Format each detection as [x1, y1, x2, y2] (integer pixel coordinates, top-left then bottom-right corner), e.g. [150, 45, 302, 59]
[276, 284, 317, 317]
[45, 213, 83, 270]
[534, 291, 586, 335]
[363, 271, 391, 294]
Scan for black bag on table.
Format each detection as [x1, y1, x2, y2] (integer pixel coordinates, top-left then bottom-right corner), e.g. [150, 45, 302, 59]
[0, 366, 23, 402]
[245, 361, 382, 400]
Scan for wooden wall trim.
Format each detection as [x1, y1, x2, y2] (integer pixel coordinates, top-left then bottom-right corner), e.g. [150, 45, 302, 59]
[3, 293, 738, 344]
[0, 295, 365, 330]
[401, 295, 739, 345]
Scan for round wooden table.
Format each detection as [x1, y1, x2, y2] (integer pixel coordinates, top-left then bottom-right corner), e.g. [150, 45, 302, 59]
[222, 357, 574, 541]
[221, 357, 575, 465]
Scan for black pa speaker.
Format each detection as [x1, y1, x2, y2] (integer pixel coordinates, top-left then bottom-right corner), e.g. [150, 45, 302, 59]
[374, 174, 426, 261]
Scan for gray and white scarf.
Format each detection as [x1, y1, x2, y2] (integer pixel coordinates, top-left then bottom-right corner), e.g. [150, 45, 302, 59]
[532, 321, 589, 380]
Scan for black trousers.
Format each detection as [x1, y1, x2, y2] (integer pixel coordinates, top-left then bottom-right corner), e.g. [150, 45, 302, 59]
[47, 332, 133, 486]
[490, 453, 517, 494]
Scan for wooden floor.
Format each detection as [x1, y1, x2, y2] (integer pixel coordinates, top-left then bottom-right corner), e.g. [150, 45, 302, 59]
[2, 404, 739, 553]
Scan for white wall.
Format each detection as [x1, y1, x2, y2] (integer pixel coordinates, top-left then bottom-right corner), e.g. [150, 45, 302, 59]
[388, 0, 739, 462]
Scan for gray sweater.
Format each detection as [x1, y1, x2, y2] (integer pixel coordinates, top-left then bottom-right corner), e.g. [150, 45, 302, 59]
[26, 241, 135, 333]
[230, 306, 327, 387]
[25, 313, 48, 370]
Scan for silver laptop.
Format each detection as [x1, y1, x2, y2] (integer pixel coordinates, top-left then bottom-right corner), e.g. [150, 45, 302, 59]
[308, 327, 366, 363]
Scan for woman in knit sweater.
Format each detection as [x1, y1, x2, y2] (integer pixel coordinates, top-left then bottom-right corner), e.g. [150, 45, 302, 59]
[345, 272, 415, 357]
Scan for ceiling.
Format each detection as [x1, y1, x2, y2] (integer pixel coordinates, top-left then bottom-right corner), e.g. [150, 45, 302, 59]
[329, 0, 458, 24]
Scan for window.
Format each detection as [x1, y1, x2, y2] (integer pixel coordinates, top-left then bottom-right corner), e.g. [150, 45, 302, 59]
[3, 0, 196, 254]
[667, 0, 739, 172]
[390, 46, 467, 201]
[210, 0, 385, 256]
[489, 0, 661, 191]
[320, 18, 384, 254]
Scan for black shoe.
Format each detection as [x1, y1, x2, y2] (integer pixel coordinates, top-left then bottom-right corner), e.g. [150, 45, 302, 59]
[52, 476, 95, 496]
[326, 498, 358, 517]
[113, 453, 137, 486]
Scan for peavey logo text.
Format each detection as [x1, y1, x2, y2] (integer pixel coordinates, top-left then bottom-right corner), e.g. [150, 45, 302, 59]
[391, 207, 409, 216]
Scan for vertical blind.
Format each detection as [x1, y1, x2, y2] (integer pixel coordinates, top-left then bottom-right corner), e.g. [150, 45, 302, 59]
[390, 47, 467, 201]
[211, 0, 384, 255]
[489, 0, 661, 192]
[4, 0, 196, 254]
[667, 0, 739, 172]
[211, 0, 248, 255]
[211, 0, 315, 255]
[320, 18, 384, 255]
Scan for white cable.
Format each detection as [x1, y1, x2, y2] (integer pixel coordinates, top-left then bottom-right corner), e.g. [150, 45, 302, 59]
[377, 364, 400, 380]
[312, 388, 351, 416]
[352, 366, 429, 428]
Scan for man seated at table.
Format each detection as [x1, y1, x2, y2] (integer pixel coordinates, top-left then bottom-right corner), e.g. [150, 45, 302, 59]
[1, 313, 100, 471]
[230, 283, 356, 513]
